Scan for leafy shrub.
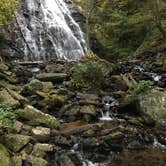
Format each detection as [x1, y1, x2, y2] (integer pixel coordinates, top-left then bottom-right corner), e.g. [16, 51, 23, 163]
[0, 107, 16, 131]
[133, 80, 153, 94]
[0, 0, 18, 27]
[71, 56, 114, 90]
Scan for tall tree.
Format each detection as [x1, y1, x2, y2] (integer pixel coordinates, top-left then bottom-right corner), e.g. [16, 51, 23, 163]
[147, 0, 165, 38]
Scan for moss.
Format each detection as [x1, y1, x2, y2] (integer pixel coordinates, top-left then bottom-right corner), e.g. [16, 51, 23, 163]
[0, 144, 11, 166]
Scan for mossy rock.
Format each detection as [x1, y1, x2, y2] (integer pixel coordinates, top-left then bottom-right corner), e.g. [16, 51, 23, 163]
[17, 105, 59, 128]
[138, 88, 166, 133]
[0, 144, 11, 166]
[2, 134, 31, 153]
[0, 89, 20, 108]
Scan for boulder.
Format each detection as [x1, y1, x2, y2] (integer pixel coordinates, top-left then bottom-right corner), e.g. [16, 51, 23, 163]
[77, 93, 100, 106]
[47, 94, 67, 107]
[32, 127, 51, 142]
[0, 89, 20, 108]
[17, 105, 59, 128]
[6, 88, 28, 105]
[22, 79, 43, 95]
[138, 88, 166, 133]
[2, 134, 31, 152]
[36, 73, 68, 82]
[0, 144, 11, 166]
[22, 154, 48, 166]
[31, 143, 54, 157]
[80, 105, 97, 116]
[11, 156, 22, 166]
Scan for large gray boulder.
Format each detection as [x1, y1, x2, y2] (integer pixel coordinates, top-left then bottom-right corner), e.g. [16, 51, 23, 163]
[138, 88, 166, 133]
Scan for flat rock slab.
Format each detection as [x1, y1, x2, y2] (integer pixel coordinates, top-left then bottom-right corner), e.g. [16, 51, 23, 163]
[32, 127, 51, 142]
[36, 73, 68, 82]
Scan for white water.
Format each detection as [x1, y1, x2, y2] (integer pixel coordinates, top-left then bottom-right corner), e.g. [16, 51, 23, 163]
[99, 110, 113, 121]
[71, 144, 103, 166]
[134, 66, 162, 82]
[153, 138, 166, 149]
[17, 0, 87, 61]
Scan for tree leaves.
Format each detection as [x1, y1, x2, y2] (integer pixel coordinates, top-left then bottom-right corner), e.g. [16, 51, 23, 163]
[0, 0, 18, 27]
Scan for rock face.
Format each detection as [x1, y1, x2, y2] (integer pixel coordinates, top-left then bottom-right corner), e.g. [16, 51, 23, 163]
[139, 88, 166, 132]
[17, 105, 59, 128]
[0, 144, 11, 166]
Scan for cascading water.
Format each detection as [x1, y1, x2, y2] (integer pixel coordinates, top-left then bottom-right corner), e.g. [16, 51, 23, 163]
[16, 0, 87, 61]
[99, 96, 119, 121]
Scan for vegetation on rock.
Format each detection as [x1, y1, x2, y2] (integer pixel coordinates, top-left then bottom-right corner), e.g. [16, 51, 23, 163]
[71, 54, 115, 90]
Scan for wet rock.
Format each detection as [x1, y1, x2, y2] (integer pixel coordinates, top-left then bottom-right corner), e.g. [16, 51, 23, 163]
[36, 73, 68, 83]
[17, 105, 59, 128]
[32, 127, 51, 142]
[58, 154, 76, 166]
[31, 143, 54, 158]
[2, 134, 31, 152]
[0, 89, 20, 108]
[0, 144, 11, 166]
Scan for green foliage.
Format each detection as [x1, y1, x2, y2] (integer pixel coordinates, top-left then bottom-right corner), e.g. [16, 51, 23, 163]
[0, 0, 18, 27]
[71, 56, 111, 90]
[75, 0, 166, 60]
[133, 80, 153, 94]
[0, 107, 16, 131]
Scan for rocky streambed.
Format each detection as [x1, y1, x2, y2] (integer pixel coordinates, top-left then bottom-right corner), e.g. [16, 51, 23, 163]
[0, 58, 166, 166]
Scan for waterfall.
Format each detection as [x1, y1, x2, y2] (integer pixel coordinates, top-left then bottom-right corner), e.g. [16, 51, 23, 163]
[16, 0, 87, 61]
